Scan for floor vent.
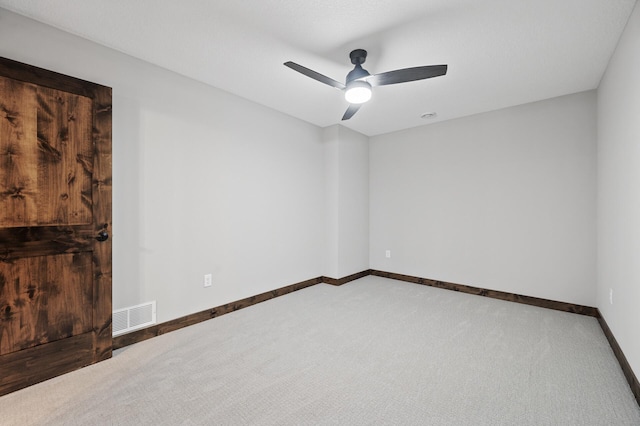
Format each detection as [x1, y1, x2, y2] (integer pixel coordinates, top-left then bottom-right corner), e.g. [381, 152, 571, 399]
[113, 301, 156, 336]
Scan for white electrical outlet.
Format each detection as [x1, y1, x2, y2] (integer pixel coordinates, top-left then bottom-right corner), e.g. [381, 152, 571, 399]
[385, 250, 391, 258]
[204, 273, 212, 288]
[609, 288, 613, 305]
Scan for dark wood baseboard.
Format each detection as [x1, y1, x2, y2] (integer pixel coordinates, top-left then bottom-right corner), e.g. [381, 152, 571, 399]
[322, 269, 372, 286]
[113, 271, 376, 349]
[112, 269, 639, 409]
[370, 270, 598, 317]
[597, 310, 640, 406]
[371, 270, 639, 407]
[114, 269, 598, 349]
[113, 276, 323, 350]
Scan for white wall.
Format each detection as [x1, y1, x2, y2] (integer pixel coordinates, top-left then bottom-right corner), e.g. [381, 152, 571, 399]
[336, 126, 369, 277]
[323, 125, 369, 278]
[323, 126, 340, 277]
[597, 1, 640, 379]
[370, 91, 597, 306]
[0, 9, 326, 323]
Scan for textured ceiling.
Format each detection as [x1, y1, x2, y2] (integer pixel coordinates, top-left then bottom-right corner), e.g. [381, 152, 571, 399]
[0, 0, 636, 136]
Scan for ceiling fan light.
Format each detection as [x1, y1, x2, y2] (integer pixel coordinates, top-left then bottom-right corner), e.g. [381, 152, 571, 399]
[344, 80, 372, 104]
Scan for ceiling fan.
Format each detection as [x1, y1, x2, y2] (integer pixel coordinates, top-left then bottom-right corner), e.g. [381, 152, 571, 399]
[284, 49, 447, 120]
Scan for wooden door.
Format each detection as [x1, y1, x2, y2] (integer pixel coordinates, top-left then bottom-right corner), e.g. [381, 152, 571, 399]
[0, 57, 112, 396]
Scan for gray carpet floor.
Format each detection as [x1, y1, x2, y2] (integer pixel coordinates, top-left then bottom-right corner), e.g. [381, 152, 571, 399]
[1, 276, 639, 425]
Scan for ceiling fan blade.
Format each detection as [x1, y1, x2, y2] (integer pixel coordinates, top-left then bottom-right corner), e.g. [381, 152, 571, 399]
[342, 104, 362, 121]
[284, 61, 346, 90]
[367, 65, 447, 86]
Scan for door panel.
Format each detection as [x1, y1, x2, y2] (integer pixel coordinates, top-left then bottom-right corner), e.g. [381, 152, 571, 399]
[36, 87, 94, 226]
[0, 77, 38, 227]
[0, 252, 93, 355]
[0, 80, 94, 227]
[0, 57, 112, 396]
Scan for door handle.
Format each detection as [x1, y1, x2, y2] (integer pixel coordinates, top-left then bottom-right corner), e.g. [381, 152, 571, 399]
[96, 230, 109, 242]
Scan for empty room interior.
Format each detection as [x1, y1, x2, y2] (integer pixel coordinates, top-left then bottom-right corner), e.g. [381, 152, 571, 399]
[1, 0, 640, 424]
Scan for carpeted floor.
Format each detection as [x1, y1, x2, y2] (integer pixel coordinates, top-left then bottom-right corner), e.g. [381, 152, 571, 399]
[1, 276, 639, 425]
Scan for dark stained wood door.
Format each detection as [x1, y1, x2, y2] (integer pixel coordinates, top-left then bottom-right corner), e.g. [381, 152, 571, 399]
[0, 57, 112, 396]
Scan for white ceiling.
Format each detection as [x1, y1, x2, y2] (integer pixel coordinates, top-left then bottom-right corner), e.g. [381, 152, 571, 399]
[0, 0, 636, 136]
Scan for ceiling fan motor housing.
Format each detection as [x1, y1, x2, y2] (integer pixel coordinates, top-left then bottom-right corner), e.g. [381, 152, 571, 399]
[347, 64, 370, 83]
[347, 49, 371, 83]
[349, 49, 368, 65]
